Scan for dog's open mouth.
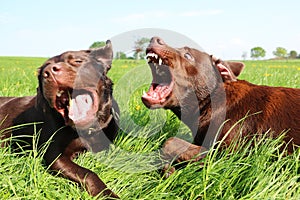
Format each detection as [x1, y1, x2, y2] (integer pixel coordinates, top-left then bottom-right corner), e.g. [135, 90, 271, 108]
[55, 88, 98, 128]
[142, 50, 174, 108]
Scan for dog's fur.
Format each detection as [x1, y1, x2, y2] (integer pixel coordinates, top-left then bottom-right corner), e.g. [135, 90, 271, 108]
[0, 41, 119, 198]
[142, 37, 300, 172]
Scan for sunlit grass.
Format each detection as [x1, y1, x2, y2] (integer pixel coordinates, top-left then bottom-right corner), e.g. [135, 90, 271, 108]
[240, 60, 300, 88]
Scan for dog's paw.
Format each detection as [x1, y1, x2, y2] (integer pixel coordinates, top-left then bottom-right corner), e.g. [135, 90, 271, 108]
[161, 164, 176, 179]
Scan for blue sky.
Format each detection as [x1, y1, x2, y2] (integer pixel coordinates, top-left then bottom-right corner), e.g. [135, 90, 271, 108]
[1, 0, 300, 59]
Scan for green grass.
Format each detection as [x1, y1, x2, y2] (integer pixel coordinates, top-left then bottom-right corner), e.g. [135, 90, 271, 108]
[0, 57, 45, 96]
[0, 56, 299, 199]
[240, 60, 300, 87]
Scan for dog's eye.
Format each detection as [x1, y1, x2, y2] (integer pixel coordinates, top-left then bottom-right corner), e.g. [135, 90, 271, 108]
[69, 59, 84, 67]
[184, 53, 193, 60]
[74, 59, 83, 64]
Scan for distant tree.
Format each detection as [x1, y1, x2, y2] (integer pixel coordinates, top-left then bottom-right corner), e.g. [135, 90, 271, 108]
[133, 51, 147, 60]
[241, 51, 247, 60]
[133, 37, 150, 60]
[250, 47, 266, 59]
[289, 50, 298, 59]
[116, 51, 127, 59]
[273, 47, 287, 58]
[89, 41, 106, 49]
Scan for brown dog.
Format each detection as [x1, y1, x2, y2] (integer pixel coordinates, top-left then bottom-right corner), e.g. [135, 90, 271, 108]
[142, 37, 300, 171]
[0, 41, 119, 198]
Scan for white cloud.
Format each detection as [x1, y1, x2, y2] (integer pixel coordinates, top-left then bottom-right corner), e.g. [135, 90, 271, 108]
[111, 9, 222, 24]
[230, 37, 249, 47]
[111, 11, 173, 24]
[180, 9, 223, 17]
[113, 13, 146, 23]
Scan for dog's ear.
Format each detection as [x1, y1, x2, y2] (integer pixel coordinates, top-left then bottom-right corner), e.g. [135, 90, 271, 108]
[90, 40, 113, 73]
[211, 55, 245, 82]
[35, 87, 45, 110]
[225, 61, 245, 77]
[35, 68, 47, 111]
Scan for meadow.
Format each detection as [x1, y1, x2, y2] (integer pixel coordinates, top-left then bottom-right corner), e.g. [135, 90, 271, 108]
[0, 56, 299, 199]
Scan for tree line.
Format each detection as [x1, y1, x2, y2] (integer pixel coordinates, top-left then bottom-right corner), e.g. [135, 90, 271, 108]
[246, 46, 300, 60]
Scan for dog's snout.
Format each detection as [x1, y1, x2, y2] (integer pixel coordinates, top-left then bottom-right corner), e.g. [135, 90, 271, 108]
[43, 64, 62, 78]
[51, 65, 61, 73]
[150, 37, 166, 46]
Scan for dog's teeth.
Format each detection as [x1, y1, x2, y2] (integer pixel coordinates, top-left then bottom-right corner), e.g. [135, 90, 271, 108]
[67, 91, 72, 106]
[69, 98, 73, 108]
[147, 52, 159, 58]
[159, 58, 162, 65]
[56, 90, 64, 97]
[146, 53, 154, 57]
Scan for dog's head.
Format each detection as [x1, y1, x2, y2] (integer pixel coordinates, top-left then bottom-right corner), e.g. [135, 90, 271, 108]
[37, 40, 114, 130]
[141, 37, 245, 109]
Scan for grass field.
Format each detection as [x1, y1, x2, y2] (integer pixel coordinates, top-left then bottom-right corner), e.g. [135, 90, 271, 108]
[0, 56, 299, 199]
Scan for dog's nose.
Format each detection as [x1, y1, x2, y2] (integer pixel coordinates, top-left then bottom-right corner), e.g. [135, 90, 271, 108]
[51, 65, 61, 73]
[43, 64, 62, 78]
[150, 37, 166, 46]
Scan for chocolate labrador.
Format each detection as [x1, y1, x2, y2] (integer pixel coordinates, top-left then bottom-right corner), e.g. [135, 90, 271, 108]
[0, 41, 119, 198]
[142, 37, 300, 173]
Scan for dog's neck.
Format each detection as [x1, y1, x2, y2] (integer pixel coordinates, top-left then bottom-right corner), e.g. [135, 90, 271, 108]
[170, 88, 211, 135]
[171, 83, 227, 147]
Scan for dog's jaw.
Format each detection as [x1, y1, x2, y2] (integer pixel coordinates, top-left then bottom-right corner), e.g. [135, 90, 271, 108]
[47, 86, 100, 129]
[142, 50, 175, 108]
[142, 82, 174, 109]
[68, 88, 99, 129]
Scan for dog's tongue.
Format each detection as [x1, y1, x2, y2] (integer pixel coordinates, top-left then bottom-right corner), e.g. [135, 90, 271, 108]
[142, 83, 172, 105]
[68, 94, 94, 123]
